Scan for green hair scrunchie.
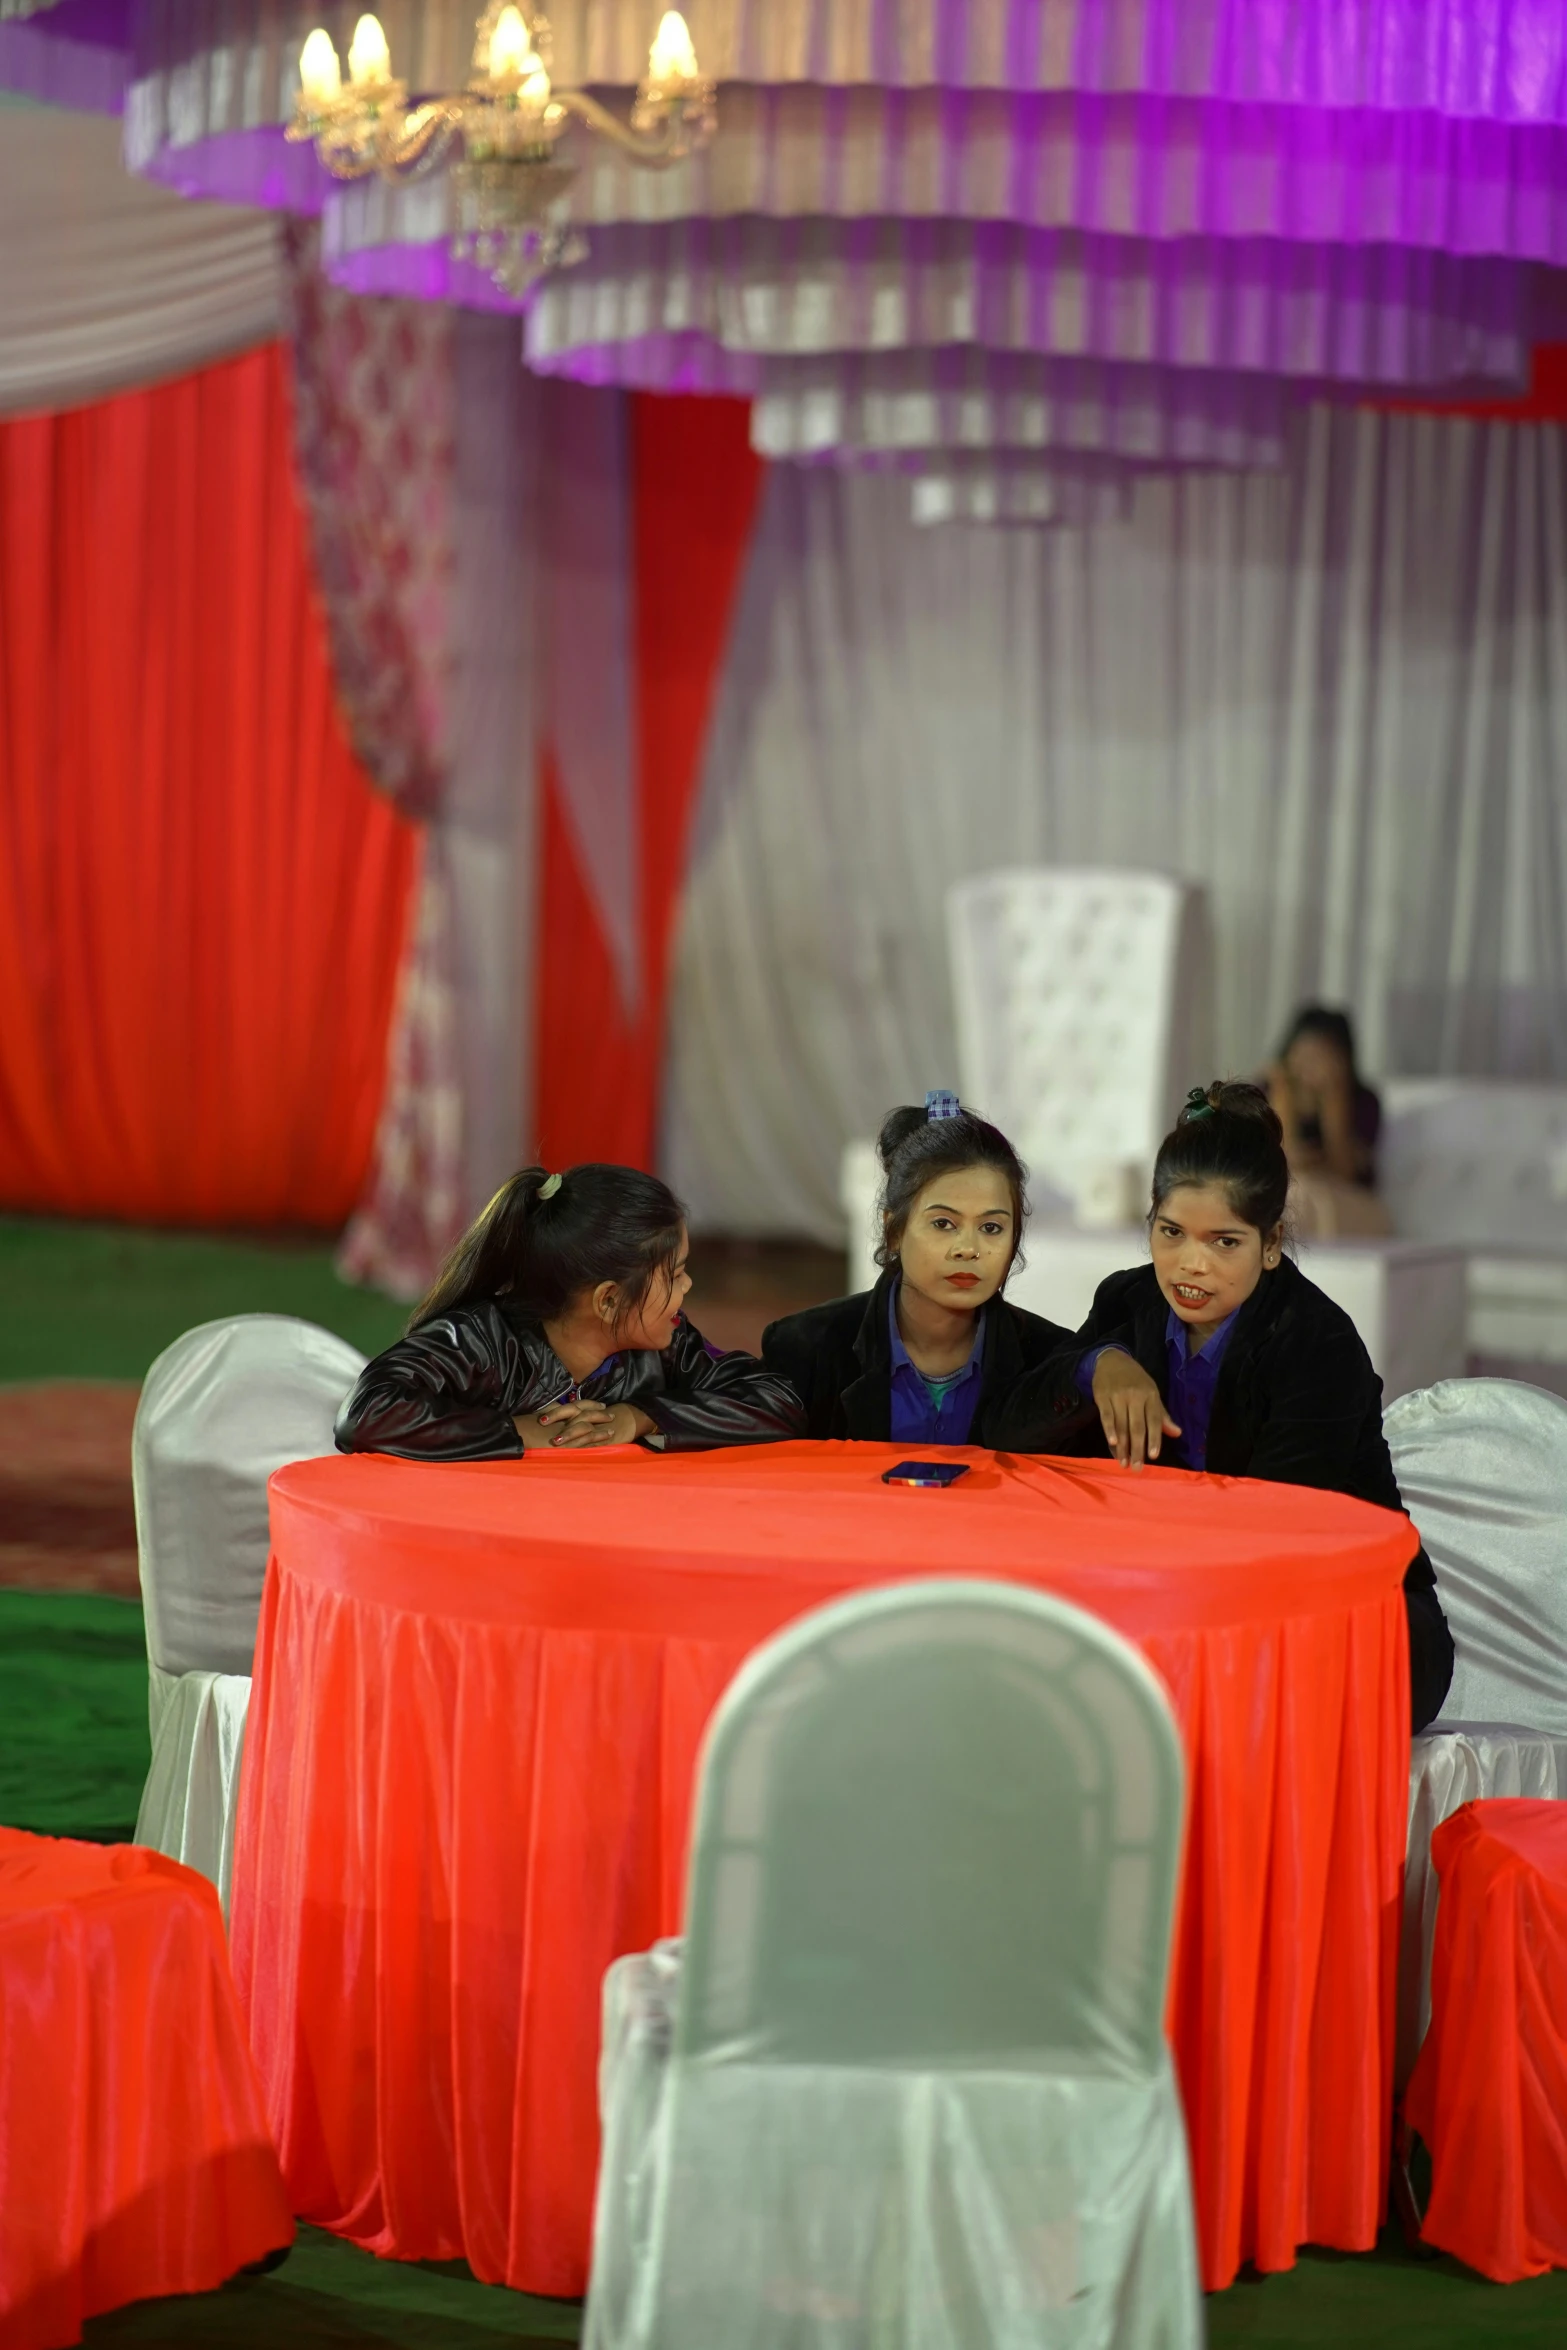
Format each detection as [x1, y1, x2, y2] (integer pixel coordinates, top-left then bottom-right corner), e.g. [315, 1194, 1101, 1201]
[1183, 1087, 1216, 1122]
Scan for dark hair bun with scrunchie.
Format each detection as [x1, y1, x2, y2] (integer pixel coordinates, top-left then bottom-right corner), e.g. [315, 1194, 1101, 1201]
[875, 1103, 932, 1169]
[874, 1098, 1029, 1272]
[1153, 1079, 1289, 1236]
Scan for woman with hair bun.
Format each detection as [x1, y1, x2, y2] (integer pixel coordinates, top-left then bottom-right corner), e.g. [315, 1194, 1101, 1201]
[761, 1093, 1074, 1445]
[991, 1081, 1454, 1730]
[336, 1163, 804, 1460]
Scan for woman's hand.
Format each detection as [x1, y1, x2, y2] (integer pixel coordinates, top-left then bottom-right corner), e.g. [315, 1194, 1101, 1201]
[516, 1399, 654, 1449]
[1091, 1350, 1181, 1471]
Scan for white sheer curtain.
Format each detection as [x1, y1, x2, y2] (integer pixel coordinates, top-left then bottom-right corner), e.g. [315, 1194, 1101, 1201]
[0, 97, 277, 415]
[662, 401, 1567, 1235]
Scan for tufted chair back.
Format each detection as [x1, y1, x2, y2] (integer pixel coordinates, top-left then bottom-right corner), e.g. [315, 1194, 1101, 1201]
[946, 868, 1207, 1213]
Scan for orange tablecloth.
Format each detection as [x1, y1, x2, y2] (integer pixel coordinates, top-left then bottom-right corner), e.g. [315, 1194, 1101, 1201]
[231, 1440, 1413, 2296]
[1405, 1800, 1567, 2281]
[0, 1832, 292, 2350]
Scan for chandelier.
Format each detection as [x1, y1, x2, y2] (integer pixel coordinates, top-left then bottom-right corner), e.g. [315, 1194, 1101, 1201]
[288, 5, 715, 296]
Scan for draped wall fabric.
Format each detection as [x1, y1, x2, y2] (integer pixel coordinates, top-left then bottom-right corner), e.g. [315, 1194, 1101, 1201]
[543, 381, 640, 1017]
[328, 314, 544, 1297]
[533, 393, 764, 1175]
[279, 222, 467, 1288]
[0, 95, 277, 416]
[663, 402, 1567, 1236]
[0, 343, 415, 1227]
[279, 220, 453, 818]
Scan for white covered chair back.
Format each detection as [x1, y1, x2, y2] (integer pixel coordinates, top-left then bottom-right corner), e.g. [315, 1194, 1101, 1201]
[132, 1315, 364, 1914]
[1384, 1377, 1567, 2080]
[1384, 1377, 1567, 1736]
[134, 1313, 365, 1678]
[946, 867, 1206, 1212]
[585, 1579, 1200, 2350]
[681, 1578, 1183, 2076]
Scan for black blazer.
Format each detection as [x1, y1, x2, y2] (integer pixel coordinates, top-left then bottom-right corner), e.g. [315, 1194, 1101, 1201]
[762, 1267, 1075, 1447]
[990, 1256, 1454, 1730]
[336, 1303, 805, 1462]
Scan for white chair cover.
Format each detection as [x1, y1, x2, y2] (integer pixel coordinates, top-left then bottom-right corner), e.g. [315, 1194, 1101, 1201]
[585, 1579, 1200, 2350]
[945, 869, 1206, 1218]
[132, 1315, 365, 1909]
[1384, 1377, 1567, 2078]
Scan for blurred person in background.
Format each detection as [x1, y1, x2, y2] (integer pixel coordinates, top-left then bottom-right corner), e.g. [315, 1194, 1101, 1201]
[1265, 1005, 1391, 1238]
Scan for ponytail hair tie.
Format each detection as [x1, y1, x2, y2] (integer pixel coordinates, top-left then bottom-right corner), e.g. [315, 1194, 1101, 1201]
[1183, 1087, 1216, 1122]
[539, 1171, 563, 1198]
[925, 1089, 962, 1121]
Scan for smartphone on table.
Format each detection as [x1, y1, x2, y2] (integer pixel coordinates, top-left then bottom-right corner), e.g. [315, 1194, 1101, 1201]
[880, 1461, 971, 1488]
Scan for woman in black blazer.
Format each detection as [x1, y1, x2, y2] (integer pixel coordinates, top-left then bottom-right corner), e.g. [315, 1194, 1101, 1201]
[991, 1081, 1455, 1732]
[764, 1097, 1074, 1448]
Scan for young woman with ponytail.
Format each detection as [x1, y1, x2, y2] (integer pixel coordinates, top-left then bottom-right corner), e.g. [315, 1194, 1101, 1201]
[992, 1081, 1455, 1730]
[762, 1094, 1075, 1445]
[335, 1164, 804, 1460]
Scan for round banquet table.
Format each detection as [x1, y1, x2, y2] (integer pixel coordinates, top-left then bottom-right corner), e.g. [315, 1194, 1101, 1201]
[231, 1439, 1414, 2298]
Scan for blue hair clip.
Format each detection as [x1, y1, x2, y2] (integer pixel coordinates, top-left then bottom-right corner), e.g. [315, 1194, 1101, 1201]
[925, 1089, 962, 1121]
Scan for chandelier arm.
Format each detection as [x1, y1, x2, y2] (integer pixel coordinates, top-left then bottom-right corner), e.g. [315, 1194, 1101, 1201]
[382, 100, 467, 178]
[549, 87, 689, 165]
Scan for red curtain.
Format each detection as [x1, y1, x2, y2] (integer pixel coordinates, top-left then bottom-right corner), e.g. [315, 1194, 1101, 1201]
[0, 343, 417, 1229]
[533, 393, 763, 1172]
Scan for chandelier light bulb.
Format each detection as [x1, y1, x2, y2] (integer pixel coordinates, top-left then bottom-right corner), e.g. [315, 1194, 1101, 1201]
[487, 6, 533, 81]
[646, 10, 699, 83]
[298, 27, 342, 106]
[521, 62, 551, 107]
[347, 12, 392, 86]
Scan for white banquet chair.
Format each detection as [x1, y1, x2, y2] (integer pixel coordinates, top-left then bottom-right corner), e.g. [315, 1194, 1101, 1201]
[946, 867, 1207, 1224]
[132, 1314, 365, 1914]
[1384, 1377, 1567, 2081]
[584, 1579, 1200, 2350]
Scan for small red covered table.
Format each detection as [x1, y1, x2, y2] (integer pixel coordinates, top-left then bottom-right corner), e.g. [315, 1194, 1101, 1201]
[0, 1830, 292, 2350]
[232, 1440, 1415, 2297]
[1405, 1799, 1567, 2281]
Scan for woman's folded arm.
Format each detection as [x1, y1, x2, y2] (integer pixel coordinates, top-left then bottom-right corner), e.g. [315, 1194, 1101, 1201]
[640, 1318, 807, 1450]
[335, 1308, 525, 1461]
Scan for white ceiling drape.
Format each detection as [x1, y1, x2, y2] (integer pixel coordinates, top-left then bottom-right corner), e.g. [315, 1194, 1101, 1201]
[663, 401, 1567, 1234]
[0, 97, 278, 415]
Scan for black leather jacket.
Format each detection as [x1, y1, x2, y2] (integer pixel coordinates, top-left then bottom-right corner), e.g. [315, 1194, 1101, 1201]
[335, 1301, 805, 1462]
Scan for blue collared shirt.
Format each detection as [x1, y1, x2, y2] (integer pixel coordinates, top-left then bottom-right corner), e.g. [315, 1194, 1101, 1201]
[1080, 1306, 1240, 1471]
[888, 1283, 985, 1447]
[1161, 1305, 1239, 1471]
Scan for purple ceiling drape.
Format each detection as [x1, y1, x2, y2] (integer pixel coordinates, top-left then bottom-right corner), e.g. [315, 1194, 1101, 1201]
[7, 0, 1550, 516]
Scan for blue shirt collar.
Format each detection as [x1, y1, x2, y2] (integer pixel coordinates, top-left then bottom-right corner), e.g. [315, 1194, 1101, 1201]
[888, 1278, 985, 1379]
[1164, 1303, 1240, 1368]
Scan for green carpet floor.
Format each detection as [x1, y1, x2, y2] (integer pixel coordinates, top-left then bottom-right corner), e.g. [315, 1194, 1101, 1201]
[0, 1590, 149, 1842]
[0, 1214, 405, 1385]
[1, 1218, 1564, 2343]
